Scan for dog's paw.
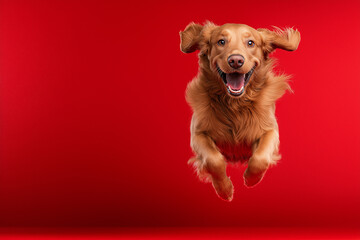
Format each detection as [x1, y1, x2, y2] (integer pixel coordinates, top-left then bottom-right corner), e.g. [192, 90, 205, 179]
[243, 168, 266, 188]
[243, 154, 269, 187]
[212, 177, 234, 201]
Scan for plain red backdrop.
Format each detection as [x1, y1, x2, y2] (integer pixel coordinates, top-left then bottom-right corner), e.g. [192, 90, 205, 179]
[0, 0, 360, 230]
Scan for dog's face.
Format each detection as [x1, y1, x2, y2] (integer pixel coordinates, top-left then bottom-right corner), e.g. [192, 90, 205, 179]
[180, 22, 300, 98]
[209, 24, 261, 96]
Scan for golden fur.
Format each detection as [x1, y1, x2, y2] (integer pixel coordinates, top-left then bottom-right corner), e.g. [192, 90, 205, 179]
[180, 22, 300, 201]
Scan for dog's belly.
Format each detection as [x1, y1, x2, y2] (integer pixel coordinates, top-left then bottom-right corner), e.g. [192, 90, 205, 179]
[215, 142, 252, 163]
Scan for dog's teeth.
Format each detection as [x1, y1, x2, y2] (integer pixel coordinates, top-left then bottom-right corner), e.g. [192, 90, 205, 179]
[229, 86, 244, 93]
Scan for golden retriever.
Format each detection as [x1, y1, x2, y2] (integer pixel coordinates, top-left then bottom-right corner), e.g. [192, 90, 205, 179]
[180, 22, 300, 201]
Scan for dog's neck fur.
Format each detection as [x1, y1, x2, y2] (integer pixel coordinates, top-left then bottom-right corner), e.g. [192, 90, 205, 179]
[186, 55, 290, 144]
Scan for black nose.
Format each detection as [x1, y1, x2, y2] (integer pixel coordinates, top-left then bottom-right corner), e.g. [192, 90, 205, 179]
[228, 54, 244, 69]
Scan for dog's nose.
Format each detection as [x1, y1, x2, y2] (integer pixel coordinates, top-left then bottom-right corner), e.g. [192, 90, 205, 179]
[228, 54, 244, 69]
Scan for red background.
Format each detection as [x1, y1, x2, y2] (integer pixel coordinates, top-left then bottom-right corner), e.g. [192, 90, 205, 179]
[1, 0, 360, 231]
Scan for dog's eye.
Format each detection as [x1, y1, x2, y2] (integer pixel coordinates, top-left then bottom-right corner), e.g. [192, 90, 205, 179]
[218, 39, 226, 46]
[248, 40, 255, 47]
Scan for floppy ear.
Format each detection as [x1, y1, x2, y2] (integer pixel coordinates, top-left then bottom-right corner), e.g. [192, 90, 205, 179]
[258, 27, 301, 54]
[179, 22, 203, 53]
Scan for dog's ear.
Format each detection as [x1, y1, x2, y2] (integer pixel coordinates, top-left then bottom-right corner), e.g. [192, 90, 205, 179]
[180, 21, 217, 54]
[258, 27, 300, 54]
[180, 22, 203, 53]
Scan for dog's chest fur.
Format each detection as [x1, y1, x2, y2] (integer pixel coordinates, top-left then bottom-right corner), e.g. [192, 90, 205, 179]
[186, 68, 288, 147]
[211, 98, 272, 143]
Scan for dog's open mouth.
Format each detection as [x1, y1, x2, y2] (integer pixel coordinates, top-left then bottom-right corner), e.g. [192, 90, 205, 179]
[216, 64, 256, 97]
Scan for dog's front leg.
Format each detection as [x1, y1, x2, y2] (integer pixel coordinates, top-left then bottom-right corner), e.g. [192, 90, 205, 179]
[191, 133, 234, 201]
[244, 129, 280, 187]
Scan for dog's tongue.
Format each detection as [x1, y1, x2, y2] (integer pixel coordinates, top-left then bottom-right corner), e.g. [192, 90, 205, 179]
[226, 73, 245, 90]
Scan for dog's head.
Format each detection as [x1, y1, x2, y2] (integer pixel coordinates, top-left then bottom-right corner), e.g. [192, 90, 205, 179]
[180, 22, 300, 98]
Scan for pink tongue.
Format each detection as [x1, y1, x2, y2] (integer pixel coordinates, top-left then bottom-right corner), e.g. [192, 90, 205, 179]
[226, 73, 245, 90]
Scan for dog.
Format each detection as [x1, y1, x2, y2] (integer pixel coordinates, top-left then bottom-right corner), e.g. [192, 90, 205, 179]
[180, 22, 300, 201]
